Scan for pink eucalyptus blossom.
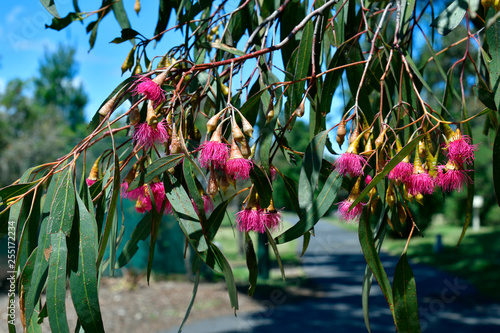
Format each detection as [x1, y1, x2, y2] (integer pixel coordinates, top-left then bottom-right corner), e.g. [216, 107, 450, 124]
[337, 200, 365, 223]
[388, 161, 413, 183]
[436, 164, 472, 193]
[225, 158, 253, 181]
[133, 119, 169, 148]
[199, 141, 229, 169]
[236, 208, 265, 233]
[407, 172, 435, 196]
[445, 134, 478, 165]
[134, 77, 166, 105]
[334, 152, 366, 177]
[150, 182, 166, 213]
[121, 182, 146, 200]
[262, 209, 282, 231]
[86, 178, 97, 187]
[135, 195, 152, 213]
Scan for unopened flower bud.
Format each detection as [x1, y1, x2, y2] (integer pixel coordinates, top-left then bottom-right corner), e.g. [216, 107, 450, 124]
[336, 121, 347, 148]
[134, 0, 141, 14]
[239, 113, 254, 138]
[219, 173, 230, 193]
[349, 124, 360, 145]
[121, 46, 136, 74]
[418, 140, 426, 159]
[207, 167, 219, 197]
[293, 98, 305, 117]
[207, 110, 223, 133]
[231, 118, 245, 143]
[375, 126, 388, 149]
[386, 184, 396, 207]
[134, 62, 143, 75]
[129, 107, 141, 125]
[266, 109, 274, 122]
[170, 129, 181, 154]
[240, 137, 251, 158]
[146, 101, 158, 128]
[98, 94, 119, 119]
[397, 202, 407, 225]
[152, 70, 168, 86]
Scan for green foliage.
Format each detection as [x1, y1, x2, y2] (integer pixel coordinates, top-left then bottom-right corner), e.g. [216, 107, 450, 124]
[5, 0, 500, 332]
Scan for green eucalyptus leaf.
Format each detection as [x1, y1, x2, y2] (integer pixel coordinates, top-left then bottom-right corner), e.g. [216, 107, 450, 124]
[392, 253, 421, 333]
[431, 0, 467, 36]
[40, 0, 60, 18]
[244, 233, 258, 296]
[69, 194, 105, 333]
[47, 231, 70, 333]
[358, 208, 396, 325]
[49, 168, 76, 236]
[276, 170, 342, 244]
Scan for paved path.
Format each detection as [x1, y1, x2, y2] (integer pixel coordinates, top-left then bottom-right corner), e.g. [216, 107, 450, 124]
[164, 222, 500, 333]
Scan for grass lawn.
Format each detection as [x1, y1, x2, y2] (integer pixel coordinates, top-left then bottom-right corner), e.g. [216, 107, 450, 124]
[382, 223, 500, 300]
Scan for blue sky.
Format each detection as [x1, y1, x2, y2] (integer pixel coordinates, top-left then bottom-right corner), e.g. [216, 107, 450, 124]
[0, 0, 185, 119]
[0, 1, 345, 154]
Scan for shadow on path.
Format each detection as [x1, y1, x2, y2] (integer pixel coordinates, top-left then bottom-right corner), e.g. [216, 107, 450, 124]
[164, 222, 500, 333]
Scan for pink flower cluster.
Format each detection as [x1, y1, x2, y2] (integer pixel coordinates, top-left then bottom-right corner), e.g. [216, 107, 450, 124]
[121, 182, 171, 214]
[387, 134, 476, 195]
[236, 207, 282, 234]
[198, 140, 253, 181]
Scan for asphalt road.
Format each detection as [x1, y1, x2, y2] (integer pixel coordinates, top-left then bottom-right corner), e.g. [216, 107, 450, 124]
[164, 221, 500, 333]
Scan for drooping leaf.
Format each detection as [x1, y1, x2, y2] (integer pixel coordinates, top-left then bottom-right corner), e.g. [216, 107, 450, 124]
[165, 174, 208, 252]
[298, 130, 330, 211]
[244, 233, 258, 296]
[47, 231, 70, 333]
[111, 1, 134, 44]
[69, 194, 105, 333]
[19, 247, 38, 330]
[96, 153, 121, 266]
[392, 253, 421, 332]
[116, 213, 152, 268]
[276, 170, 342, 244]
[250, 165, 272, 209]
[431, 0, 467, 36]
[0, 182, 38, 206]
[400, 0, 415, 36]
[209, 241, 239, 311]
[154, 0, 173, 42]
[358, 208, 396, 325]
[494, 128, 500, 207]
[24, 171, 62, 328]
[178, 257, 201, 333]
[49, 168, 76, 236]
[40, 0, 60, 18]
[45, 12, 82, 31]
[486, 7, 500, 111]
[206, 195, 237, 240]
